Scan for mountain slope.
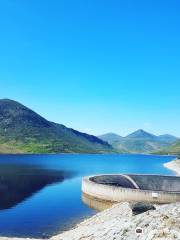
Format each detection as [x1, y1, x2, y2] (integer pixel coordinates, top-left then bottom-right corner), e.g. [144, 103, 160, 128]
[99, 129, 179, 153]
[122, 129, 164, 153]
[126, 129, 156, 140]
[167, 140, 180, 155]
[98, 133, 123, 144]
[157, 134, 178, 144]
[156, 140, 180, 155]
[0, 99, 113, 153]
[98, 133, 126, 153]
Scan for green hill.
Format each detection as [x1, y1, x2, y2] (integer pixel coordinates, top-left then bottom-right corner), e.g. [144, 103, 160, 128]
[99, 129, 178, 153]
[156, 140, 180, 156]
[0, 99, 113, 154]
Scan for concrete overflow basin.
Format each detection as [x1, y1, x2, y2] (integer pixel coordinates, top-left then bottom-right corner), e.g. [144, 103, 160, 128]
[82, 174, 180, 210]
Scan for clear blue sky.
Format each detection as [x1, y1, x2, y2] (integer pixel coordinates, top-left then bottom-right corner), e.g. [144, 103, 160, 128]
[0, 0, 180, 136]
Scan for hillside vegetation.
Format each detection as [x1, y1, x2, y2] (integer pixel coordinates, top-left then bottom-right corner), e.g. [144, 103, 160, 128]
[0, 99, 113, 154]
[156, 140, 180, 156]
[99, 130, 178, 154]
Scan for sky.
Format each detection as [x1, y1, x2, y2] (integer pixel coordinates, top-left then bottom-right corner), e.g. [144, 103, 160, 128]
[0, 0, 180, 136]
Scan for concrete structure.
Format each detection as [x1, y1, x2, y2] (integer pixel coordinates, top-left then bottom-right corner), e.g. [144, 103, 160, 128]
[82, 174, 180, 209]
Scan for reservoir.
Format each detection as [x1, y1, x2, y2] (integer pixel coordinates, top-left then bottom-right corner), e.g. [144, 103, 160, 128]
[0, 154, 175, 238]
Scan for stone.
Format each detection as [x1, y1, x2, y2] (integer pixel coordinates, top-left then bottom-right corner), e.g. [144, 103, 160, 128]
[130, 202, 156, 215]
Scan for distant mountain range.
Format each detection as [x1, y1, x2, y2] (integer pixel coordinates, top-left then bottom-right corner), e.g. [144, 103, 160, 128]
[0, 99, 113, 154]
[0, 99, 179, 155]
[99, 130, 179, 154]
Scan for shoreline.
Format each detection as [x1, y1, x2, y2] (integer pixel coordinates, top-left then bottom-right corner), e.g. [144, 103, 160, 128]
[50, 202, 180, 240]
[50, 157, 180, 240]
[0, 152, 175, 156]
[0, 157, 180, 240]
[164, 158, 180, 176]
[50, 157, 180, 239]
[1, 203, 180, 240]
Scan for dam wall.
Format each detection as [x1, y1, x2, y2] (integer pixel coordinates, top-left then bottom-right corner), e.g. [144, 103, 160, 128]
[82, 175, 180, 204]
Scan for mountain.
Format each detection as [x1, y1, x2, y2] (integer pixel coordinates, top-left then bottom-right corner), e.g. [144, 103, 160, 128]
[99, 129, 179, 154]
[98, 133, 123, 144]
[98, 133, 126, 153]
[157, 134, 178, 144]
[118, 129, 163, 153]
[0, 99, 113, 154]
[126, 129, 156, 140]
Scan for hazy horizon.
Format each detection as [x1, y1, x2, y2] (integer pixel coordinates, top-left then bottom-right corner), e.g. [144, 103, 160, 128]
[1, 0, 180, 136]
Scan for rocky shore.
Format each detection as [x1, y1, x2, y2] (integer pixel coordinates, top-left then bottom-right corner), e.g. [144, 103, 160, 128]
[51, 202, 180, 240]
[50, 159, 180, 240]
[164, 158, 180, 175]
[1, 158, 180, 240]
[1, 201, 180, 240]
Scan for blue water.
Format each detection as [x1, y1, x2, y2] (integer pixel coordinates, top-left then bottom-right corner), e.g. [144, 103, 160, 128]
[0, 154, 175, 238]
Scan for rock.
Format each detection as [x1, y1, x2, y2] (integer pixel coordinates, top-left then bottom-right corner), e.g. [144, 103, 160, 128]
[130, 202, 156, 215]
[51, 202, 180, 240]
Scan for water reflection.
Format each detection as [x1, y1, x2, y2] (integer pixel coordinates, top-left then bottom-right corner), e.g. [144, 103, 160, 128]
[82, 192, 114, 211]
[0, 154, 174, 238]
[0, 164, 74, 210]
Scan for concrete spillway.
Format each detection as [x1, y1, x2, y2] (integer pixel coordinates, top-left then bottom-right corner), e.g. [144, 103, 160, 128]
[82, 174, 180, 210]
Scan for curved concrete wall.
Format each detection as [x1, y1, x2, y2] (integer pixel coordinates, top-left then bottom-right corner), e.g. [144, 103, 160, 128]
[82, 192, 114, 211]
[82, 175, 180, 204]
